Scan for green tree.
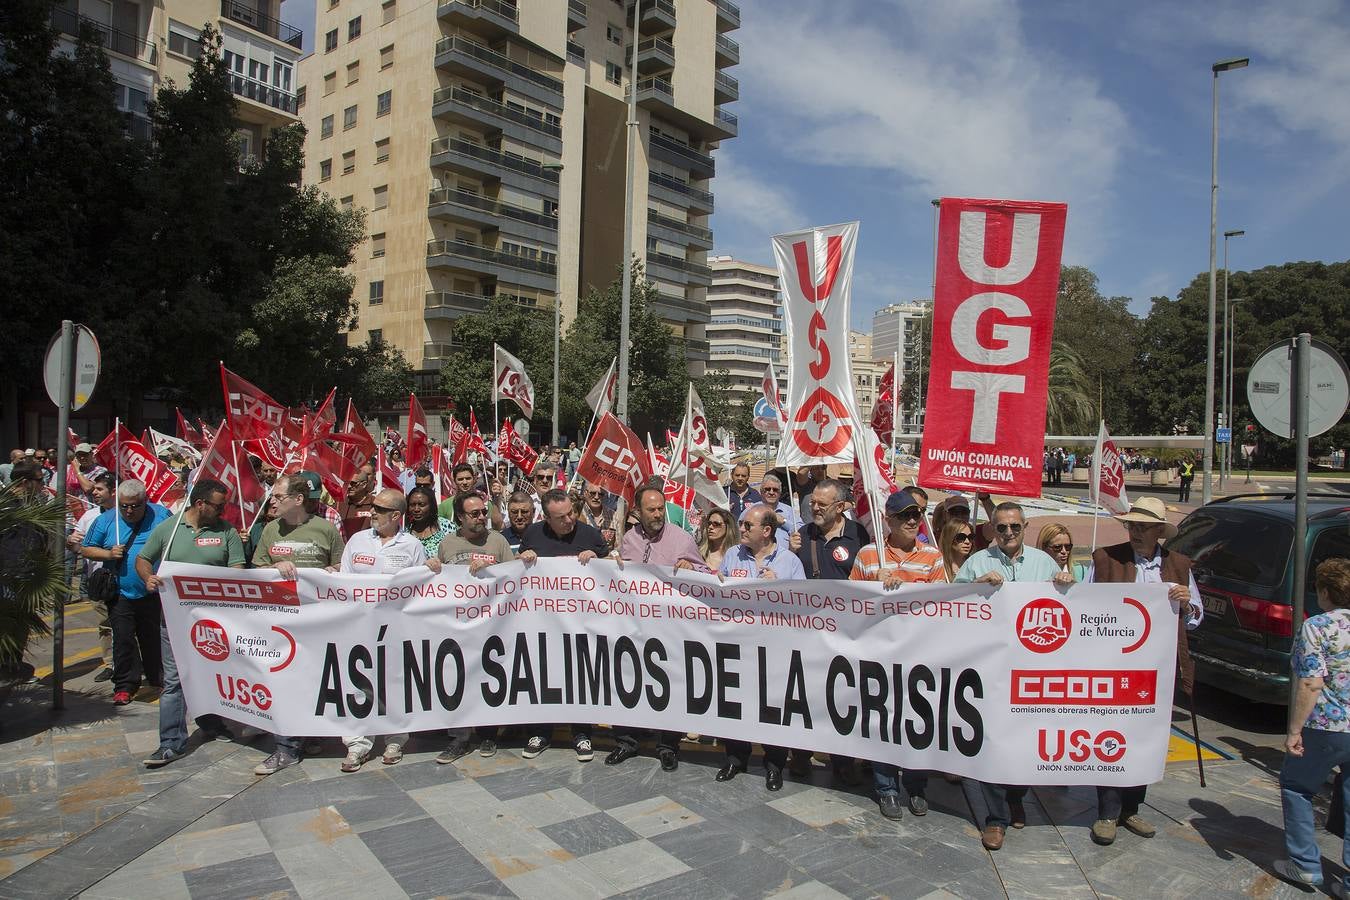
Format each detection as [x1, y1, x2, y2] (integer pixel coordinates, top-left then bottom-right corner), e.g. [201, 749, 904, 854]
[0, 483, 66, 669]
[1045, 344, 1098, 436]
[1054, 266, 1140, 430]
[438, 298, 556, 436]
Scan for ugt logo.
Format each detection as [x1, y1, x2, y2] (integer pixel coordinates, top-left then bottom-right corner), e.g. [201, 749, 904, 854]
[190, 619, 230, 662]
[1016, 597, 1071, 653]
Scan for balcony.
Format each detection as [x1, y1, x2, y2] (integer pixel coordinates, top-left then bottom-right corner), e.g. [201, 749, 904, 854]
[714, 71, 738, 104]
[648, 171, 713, 213]
[432, 86, 562, 152]
[647, 250, 712, 286]
[715, 33, 739, 66]
[711, 106, 738, 139]
[430, 137, 560, 196]
[51, 6, 156, 62]
[228, 71, 297, 114]
[426, 239, 557, 291]
[649, 132, 714, 177]
[627, 0, 676, 36]
[423, 341, 461, 367]
[647, 210, 713, 250]
[627, 37, 674, 75]
[635, 75, 677, 118]
[437, 0, 519, 37]
[715, 0, 740, 31]
[220, 0, 303, 49]
[566, 40, 584, 67]
[434, 35, 562, 107]
[567, 0, 586, 31]
[428, 188, 558, 242]
[686, 338, 710, 359]
[425, 291, 492, 317]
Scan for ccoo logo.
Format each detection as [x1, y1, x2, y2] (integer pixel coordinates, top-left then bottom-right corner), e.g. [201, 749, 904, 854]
[1016, 597, 1071, 653]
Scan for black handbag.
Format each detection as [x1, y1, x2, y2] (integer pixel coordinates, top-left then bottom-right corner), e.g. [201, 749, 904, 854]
[87, 511, 151, 603]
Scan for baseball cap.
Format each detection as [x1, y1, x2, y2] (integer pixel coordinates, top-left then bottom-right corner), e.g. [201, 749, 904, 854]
[24, 448, 35, 456]
[884, 488, 923, 516]
[936, 495, 970, 515]
[75, 442, 93, 453]
[297, 470, 323, 499]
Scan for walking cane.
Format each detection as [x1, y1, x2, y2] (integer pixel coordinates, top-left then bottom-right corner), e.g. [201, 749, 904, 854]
[1188, 683, 1207, 788]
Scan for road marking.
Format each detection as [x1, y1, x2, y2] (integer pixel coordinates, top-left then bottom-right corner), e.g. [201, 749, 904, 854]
[34, 646, 104, 679]
[42, 601, 93, 622]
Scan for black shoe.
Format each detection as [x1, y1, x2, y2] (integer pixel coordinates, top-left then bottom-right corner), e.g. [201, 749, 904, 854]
[94, 667, 114, 683]
[605, 743, 640, 766]
[143, 747, 181, 769]
[907, 794, 929, 816]
[877, 794, 903, 820]
[765, 763, 784, 792]
[659, 748, 678, 772]
[715, 760, 746, 782]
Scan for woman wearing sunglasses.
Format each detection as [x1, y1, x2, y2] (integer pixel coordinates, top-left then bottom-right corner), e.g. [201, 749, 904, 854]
[696, 507, 736, 571]
[939, 520, 976, 583]
[1038, 523, 1088, 582]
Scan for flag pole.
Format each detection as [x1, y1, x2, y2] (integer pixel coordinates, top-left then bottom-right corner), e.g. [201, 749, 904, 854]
[230, 439, 247, 530]
[891, 350, 900, 459]
[113, 417, 122, 544]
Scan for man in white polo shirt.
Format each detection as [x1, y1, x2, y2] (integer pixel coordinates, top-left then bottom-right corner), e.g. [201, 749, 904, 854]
[338, 488, 428, 771]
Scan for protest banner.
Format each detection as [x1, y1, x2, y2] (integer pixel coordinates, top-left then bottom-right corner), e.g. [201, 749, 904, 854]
[95, 423, 182, 504]
[160, 559, 1177, 785]
[918, 198, 1067, 496]
[493, 344, 535, 419]
[772, 222, 863, 466]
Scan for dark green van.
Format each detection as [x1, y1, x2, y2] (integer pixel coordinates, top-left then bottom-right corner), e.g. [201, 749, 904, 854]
[1169, 494, 1350, 705]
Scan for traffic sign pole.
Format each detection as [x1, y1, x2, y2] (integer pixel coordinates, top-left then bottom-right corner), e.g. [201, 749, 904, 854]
[52, 321, 75, 711]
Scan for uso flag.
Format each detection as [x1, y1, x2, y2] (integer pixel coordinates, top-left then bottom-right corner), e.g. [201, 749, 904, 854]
[918, 198, 1067, 497]
[772, 222, 863, 466]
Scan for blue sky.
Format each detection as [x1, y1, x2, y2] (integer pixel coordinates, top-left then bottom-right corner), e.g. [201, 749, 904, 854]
[281, 0, 1350, 330]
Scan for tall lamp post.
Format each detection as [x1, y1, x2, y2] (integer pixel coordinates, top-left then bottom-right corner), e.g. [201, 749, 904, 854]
[1203, 56, 1249, 505]
[1219, 225, 1245, 489]
[614, 0, 642, 424]
[1224, 296, 1247, 484]
[544, 162, 565, 445]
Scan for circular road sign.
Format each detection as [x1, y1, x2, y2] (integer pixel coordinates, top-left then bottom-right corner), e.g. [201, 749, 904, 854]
[43, 324, 101, 411]
[1247, 338, 1350, 439]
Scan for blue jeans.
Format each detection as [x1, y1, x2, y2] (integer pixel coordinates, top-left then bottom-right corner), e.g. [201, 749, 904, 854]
[873, 763, 929, 799]
[1281, 727, 1350, 886]
[159, 623, 224, 753]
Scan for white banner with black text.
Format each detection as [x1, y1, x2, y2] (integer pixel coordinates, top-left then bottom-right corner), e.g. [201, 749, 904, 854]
[160, 560, 1178, 785]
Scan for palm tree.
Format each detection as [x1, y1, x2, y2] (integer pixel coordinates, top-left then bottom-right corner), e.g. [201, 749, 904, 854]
[0, 483, 67, 673]
[1046, 344, 1098, 436]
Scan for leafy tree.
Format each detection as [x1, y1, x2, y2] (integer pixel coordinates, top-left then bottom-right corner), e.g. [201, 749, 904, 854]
[1053, 266, 1139, 429]
[438, 297, 556, 436]
[1045, 345, 1098, 436]
[0, 483, 66, 669]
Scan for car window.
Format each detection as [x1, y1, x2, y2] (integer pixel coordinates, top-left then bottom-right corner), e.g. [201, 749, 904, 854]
[1307, 525, 1350, 593]
[1168, 511, 1292, 588]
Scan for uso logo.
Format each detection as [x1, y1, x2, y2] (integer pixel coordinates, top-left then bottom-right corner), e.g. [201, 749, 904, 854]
[1037, 729, 1127, 763]
[215, 674, 273, 711]
[173, 576, 300, 606]
[190, 619, 230, 662]
[1016, 597, 1071, 653]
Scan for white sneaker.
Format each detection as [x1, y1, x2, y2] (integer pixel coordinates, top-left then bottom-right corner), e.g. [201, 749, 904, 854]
[382, 743, 404, 765]
[574, 738, 593, 762]
[340, 750, 369, 773]
[1273, 858, 1322, 890]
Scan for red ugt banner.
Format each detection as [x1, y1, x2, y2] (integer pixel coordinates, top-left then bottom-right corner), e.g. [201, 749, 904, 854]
[577, 413, 650, 505]
[95, 424, 182, 505]
[918, 198, 1067, 497]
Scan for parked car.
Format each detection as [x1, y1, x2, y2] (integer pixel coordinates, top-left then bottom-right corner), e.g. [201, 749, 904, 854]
[1169, 493, 1350, 705]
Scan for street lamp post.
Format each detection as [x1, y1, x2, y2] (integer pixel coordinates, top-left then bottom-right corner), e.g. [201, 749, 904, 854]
[1219, 228, 1244, 490]
[1225, 296, 1247, 483]
[614, 0, 642, 424]
[1203, 56, 1249, 505]
[543, 162, 565, 445]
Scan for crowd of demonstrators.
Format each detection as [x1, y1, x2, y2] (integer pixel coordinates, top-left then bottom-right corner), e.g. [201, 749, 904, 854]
[1042, 448, 1077, 485]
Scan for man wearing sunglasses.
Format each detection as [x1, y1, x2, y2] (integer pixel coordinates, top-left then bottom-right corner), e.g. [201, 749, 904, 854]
[135, 479, 245, 767]
[81, 479, 171, 705]
[954, 500, 1065, 852]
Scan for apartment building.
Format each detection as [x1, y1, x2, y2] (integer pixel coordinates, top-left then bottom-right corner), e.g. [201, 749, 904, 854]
[849, 330, 883, 424]
[871, 300, 930, 430]
[706, 256, 780, 407]
[52, 0, 303, 151]
[297, 0, 740, 383]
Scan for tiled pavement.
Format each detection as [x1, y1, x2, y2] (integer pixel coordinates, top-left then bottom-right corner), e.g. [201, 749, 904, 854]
[1, 597, 1343, 899]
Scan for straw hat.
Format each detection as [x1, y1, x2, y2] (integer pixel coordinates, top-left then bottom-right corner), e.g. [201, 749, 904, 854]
[1113, 497, 1177, 539]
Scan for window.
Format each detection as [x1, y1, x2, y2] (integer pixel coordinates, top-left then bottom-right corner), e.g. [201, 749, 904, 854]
[605, 23, 622, 45]
[343, 104, 357, 129]
[295, 85, 306, 109]
[380, 44, 394, 69]
[1169, 511, 1293, 589]
[369, 328, 383, 343]
[381, 0, 395, 24]
[319, 158, 332, 181]
[605, 62, 621, 85]
[347, 15, 361, 40]
[375, 137, 390, 163]
[371, 233, 386, 258]
[376, 90, 391, 117]
[323, 71, 336, 95]
[324, 28, 338, 52]
[167, 22, 202, 58]
[328, 0, 339, 8]
[320, 115, 333, 139]
[369, 282, 384, 305]
[373, 185, 388, 210]
[342, 150, 356, 174]
[340, 195, 354, 210]
[346, 61, 359, 84]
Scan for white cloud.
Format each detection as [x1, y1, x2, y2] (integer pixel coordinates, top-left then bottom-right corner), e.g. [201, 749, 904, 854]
[736, 0, 1131, 261]
[708, 150, 808, 260]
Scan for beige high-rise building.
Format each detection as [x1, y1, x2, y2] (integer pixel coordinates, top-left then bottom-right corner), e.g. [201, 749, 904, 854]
[849, 330, 883, 424]
[707, 256, 781, 407]
[871, 300, 930, 430]
[296, 0, 740, 384]
[52, 0, 303, 150]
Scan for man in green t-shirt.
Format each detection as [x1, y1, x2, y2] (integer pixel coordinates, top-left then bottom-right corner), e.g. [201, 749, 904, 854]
[250, 474, 345, 775]
[135, 478, 245, 768]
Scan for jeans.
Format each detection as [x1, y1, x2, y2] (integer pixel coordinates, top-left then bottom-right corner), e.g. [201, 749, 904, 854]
[873, 763, 929, 799]
[158, 624, 224, 753]
[110, 592, 161, 693]
[1281, 727, 1350, 886]
[1097, 785, 1148, 821]
[981, 782, 1028, 828]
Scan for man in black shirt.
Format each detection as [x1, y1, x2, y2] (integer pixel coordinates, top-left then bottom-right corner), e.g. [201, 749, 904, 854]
[519, 489, 611, 762]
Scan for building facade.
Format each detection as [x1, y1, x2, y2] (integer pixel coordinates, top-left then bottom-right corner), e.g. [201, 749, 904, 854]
[706, 256, 780, 408]
[848, 330, 883, 424]
[871, 300, 930, 430]
[52, 0, 303, 151]
[296, 0, 739, 384]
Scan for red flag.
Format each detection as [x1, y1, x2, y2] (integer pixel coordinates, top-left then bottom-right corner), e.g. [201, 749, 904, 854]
[576, 413, 650, 505]
[870, 362, 895, 444]
[406, 393, 429, 468]
[918, 197, 1067, 497]
[431, 444, 452, 502]
[198, 420, 268, 530]
[465, 410, 488, 458]
[67, 427, 80, 453]
[176, 409, 205, 450]
[1089, 421, 1131, 514]
[505, 425, 538, 476]
[220, 364, 286, 442]
[199, 420, 217, 447]
[375, 446, 402, 491]
[663, 479, 695, 511]
[140, 428, 154, 453]
[340, 400, 376, 469]
[447, 415, 468, 465]
[95, 424, 182, 505]
[664, 429, 678, 449]
[306, 440, 355, 503]
[499, 419, 515, 466]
